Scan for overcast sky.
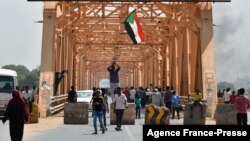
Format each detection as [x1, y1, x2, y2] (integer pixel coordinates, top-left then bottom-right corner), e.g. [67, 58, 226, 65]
[0, 0, 249, 83]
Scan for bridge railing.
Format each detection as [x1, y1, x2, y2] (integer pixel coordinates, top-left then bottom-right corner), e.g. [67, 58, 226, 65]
[50, 94, 68, 115]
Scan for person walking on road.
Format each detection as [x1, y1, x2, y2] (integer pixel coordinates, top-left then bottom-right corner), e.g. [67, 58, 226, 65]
[134, 93, 141, 119]
[235, 88, 250, 125]
[2, 90, 29, 141]
[92, 90, 105, 134]
[171, 91, 180, 119]
[101, 88, 109, 131]
[113, 87, 127, 131]
[164, 86, 172, 112]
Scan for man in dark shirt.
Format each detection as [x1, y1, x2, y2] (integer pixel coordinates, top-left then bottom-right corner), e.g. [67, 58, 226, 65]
[107, 61, 121, 99]
[164, 86, 172, 113]
[68, 86, 77, 103]
[92, 90, 105, 134]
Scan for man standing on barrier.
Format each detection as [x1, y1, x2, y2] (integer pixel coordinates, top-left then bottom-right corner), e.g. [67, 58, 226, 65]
[188, 89, 203, 118]
[107, 61, 121, 100]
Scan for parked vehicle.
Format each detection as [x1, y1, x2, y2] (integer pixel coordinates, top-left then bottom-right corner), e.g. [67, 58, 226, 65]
[0, 69, 18, 118]
[76, 90, 93, 110]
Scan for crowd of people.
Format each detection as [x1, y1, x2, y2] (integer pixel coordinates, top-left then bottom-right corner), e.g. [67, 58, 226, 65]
[2, 82, 249, 140]
[119, 85, 182, 119]
[218, 87, 250, 125]
[86, 85, 250, 128]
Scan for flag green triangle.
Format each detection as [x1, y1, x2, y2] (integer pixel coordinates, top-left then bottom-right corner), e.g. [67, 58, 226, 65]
[126, 11, 135, 24]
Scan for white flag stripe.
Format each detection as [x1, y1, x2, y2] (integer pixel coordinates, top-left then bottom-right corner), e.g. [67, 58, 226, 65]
[129, 20, 141, 44]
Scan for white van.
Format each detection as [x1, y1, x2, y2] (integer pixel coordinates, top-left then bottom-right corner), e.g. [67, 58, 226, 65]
[0, 69, 18, 118]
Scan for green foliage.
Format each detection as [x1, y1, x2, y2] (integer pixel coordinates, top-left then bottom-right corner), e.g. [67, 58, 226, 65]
[2, 64, 30, 76]
[1, 65, 40, 88]
[217, 81, 235, 91]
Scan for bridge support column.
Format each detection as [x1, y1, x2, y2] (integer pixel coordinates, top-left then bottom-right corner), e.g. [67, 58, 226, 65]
[39, 2, 57, 118]
[199, 9, 217, 118]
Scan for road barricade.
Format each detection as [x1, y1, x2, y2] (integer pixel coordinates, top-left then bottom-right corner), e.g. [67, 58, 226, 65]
[64, 103, 88, 124]
[110, 103, 135, 125]
[215, 104, 237, 125]
[183, 103, 206, 125]
[145, 104, 170, 125]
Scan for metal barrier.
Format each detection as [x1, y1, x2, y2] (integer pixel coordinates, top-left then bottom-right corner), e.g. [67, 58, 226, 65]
[50, 94, 68, 115]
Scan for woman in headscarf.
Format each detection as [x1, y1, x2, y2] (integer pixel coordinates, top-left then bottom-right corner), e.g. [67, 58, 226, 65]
[2, 90, 29, 141]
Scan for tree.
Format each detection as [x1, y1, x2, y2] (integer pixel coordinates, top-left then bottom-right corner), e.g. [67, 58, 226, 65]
[2, 65, 30, 76]
[29, 66, 40, 87]
[217, 81, 235, 91]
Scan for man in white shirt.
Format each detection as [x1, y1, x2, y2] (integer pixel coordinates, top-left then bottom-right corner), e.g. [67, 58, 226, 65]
[22, 85, 32, 113]
[223, 88, 231, 104]
[113, 87, 127, 131]
[151, 88, 162, 106]
[129, 87, 136, 102]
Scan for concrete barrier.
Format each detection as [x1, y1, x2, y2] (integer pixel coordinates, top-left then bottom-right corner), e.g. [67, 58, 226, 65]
[215, 104, 237, 125]
[145, 104, 170, 125]
[184, 103, 206, 125]
[110, 103, 135, 125]
[64, 103, 88, 124]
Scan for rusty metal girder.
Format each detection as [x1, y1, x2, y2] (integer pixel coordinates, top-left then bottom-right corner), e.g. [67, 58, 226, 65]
[57, 2, 198, 47]
[40, 1, 217, 118]
[54, 2, 202, 82]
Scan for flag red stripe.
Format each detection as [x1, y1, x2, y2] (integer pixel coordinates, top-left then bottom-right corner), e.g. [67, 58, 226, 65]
[134, 13, 145, 41]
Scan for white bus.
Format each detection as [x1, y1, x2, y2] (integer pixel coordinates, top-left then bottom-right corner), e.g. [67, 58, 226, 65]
[0, 69, 18, 118]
